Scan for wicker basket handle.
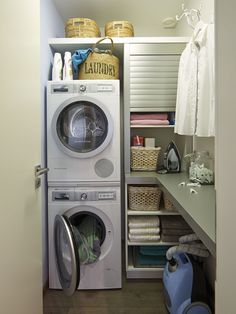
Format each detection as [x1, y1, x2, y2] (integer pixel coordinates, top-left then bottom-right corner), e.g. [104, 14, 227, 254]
[92, 37, 114, 54]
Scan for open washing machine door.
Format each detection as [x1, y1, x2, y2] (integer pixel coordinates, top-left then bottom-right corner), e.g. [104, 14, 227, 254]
[52, 98, 113, 158]
[54, 210, 105, 295]
[54, 215, 80, 296]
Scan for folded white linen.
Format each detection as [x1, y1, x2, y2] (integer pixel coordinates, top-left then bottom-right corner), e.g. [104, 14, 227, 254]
[128, 216, 160, 228]
[129, 234, 161, 242]
[129, 227, 160, 235]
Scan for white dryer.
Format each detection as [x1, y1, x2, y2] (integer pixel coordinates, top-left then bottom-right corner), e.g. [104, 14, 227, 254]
[47, 80, 120, 183]
[48, 184, 121, 295]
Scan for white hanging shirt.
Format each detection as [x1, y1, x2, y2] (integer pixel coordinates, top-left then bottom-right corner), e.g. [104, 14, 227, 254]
[174, 39, 198, 135]
[195, 22, 215, 137]
[174, 21, 215, 137]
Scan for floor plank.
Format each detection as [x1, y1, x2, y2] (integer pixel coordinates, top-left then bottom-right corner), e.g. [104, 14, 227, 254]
[44, 278, 168, 314]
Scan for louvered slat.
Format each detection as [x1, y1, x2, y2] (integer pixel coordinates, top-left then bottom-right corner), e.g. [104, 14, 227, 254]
[130, 55, 180, 62]
[130, 60, 179, 67]
[131, 89, 177, 95]
[131, 94, 176, 101]
[129, 54, 180, 111]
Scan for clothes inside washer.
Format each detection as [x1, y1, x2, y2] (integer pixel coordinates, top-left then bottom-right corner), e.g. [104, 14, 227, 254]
[73, 216, 102, 264]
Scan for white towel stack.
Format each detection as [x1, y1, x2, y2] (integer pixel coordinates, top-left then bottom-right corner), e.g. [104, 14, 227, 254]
[128, 216, 160, 242]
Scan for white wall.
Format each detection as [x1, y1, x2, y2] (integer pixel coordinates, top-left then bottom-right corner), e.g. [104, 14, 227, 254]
[40, 0, 64, 287]
[215, 0, 236, 312]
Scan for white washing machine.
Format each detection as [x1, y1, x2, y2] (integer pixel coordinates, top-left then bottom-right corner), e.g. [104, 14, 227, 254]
[48, 184, 122, 295]
[47, 80, 120, 183]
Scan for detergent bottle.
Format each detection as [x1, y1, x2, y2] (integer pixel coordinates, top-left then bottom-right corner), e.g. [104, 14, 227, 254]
[52, 52, 62, 81]
[63, 51, 73, 80]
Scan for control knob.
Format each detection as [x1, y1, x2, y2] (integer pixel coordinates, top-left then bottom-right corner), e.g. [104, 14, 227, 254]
[79, 85, 86, 92]
[80, 193, 87, 201]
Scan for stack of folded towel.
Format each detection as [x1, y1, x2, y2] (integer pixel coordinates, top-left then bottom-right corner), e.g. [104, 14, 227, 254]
[128, 216, 161, 242]
[160, 216, 193, 243]
[130, 113, 170, 126]
[134, 245, 171, 267]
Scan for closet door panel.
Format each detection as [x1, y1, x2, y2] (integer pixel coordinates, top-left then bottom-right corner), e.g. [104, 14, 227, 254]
[128, 44, 184, 112]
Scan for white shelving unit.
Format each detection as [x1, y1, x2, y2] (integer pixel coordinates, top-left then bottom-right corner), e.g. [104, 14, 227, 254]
[123, 40, 188, 279]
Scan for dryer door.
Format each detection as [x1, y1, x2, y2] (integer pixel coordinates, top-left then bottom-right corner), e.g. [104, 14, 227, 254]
[54, 214, 80, 296]
[53, 99, 113, 158]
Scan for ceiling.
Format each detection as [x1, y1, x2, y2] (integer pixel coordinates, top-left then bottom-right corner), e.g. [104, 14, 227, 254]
[52, 0, 187, 36]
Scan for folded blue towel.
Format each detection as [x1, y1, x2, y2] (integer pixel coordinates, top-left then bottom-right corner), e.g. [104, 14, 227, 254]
[72, 48, 92, 77]
[136, 252, 167, 266]
[140, 245, 171, 256]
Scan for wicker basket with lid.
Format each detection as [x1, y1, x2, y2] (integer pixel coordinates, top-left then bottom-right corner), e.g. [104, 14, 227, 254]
[105, 20, 134, 37]
[65, 18, 101, 38]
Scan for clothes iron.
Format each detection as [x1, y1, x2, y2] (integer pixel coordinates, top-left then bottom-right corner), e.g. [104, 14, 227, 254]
[162, 141, 181, 173]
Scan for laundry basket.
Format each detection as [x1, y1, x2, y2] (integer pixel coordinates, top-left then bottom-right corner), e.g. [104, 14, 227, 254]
[78, 37, 119, 80]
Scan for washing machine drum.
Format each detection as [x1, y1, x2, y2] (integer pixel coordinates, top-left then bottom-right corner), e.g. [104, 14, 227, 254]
[55, 101, 113, 157]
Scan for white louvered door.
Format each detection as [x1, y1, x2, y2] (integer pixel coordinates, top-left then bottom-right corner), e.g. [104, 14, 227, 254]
[128, 43, 184, 112]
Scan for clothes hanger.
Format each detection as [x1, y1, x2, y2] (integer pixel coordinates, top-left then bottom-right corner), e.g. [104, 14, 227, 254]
[176, 3, 202, 29]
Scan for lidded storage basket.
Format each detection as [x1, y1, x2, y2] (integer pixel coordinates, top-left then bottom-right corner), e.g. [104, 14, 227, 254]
[130, 146, 161, 171]
[128, 186, 162, 211]
[105, 21, 134, 37]
[65, 18, 101, 38]
[78, 37, 119, 80]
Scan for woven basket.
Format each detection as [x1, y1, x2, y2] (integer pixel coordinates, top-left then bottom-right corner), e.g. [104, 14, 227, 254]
[65, 18, 101, 38]
[163, 193, 177, 211]
[105, 21, 134, 37]
[130, 146, 161, 171]
[128, 186, 162, 211]
[78, 37, 119, 80]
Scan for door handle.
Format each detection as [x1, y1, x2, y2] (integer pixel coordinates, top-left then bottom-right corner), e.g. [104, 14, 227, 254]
[35, 165, 49, 189]
[35, 165, 49, 177]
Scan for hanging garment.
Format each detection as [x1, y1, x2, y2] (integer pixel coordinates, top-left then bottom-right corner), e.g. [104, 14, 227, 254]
[195, 22, 215, 137]
[175, 21, 215, 137]
[174, 39, 198, 135]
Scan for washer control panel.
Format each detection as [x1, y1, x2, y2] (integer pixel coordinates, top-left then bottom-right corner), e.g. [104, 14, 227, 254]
[75, 191, 116, 201]
[97, 192, 116, 200]
[52, 189, 116, 202]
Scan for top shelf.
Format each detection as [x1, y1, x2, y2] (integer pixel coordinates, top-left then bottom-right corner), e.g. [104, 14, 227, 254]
[49, 36, 189, 45]
[48, 37, 189, 56]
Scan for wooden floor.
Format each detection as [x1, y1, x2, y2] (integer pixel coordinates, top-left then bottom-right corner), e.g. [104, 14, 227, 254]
[43, 277, 168, 314]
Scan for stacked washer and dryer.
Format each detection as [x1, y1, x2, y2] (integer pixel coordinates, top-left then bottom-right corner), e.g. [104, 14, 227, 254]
[47, 80, 121, 295]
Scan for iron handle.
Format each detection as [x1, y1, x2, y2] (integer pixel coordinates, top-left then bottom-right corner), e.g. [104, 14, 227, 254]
[35, 165, 49, 177]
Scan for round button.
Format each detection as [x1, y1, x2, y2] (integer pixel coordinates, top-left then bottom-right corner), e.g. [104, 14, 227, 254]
[80, 193, 87, 200]
[79, 85, 86, 92]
